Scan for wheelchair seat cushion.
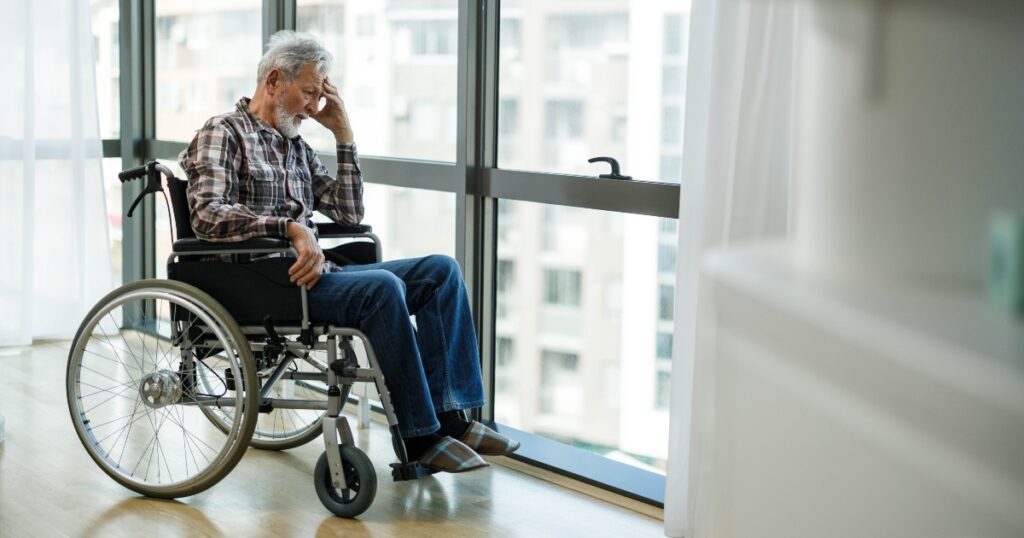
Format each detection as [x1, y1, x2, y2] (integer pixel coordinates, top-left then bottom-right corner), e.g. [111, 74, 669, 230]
[168, 258, 302, 326]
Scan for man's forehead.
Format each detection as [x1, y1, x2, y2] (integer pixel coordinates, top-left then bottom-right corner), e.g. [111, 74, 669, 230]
[297, 64, 325, 87]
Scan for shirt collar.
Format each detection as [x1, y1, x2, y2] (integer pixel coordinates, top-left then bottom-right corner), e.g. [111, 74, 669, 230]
[236, 97, 277, 135]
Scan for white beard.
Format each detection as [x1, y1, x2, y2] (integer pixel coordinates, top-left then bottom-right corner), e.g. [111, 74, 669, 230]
[273, 93, 304, 139]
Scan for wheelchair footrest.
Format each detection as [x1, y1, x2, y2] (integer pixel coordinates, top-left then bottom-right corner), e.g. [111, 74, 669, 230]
[389, 461, 439, 482]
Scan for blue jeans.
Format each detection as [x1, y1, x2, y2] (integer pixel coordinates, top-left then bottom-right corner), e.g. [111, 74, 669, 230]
[306, 254, 485, 437]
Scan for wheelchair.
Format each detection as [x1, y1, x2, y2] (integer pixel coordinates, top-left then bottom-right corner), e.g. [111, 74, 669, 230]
[66, 161, 438, 518]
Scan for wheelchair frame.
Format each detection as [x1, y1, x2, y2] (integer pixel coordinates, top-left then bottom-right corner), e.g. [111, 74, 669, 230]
[66, 161, 436, 518]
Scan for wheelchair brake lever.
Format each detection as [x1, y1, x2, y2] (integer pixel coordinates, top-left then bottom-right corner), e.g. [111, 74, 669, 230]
[262, 316, 283, 343]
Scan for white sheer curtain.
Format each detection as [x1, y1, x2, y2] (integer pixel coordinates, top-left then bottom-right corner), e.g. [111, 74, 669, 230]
[0, 0, 111, 346]
[664, 0, 799, 535]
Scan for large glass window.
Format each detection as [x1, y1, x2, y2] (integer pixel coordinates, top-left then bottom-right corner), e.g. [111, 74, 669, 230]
[359, 184, 455, 260]
[91, 0, 119, 139]
[155, 1, 262, 141]
[296, 0, 459, 161]
[495, 200, 678, 473]
[498, 1, 690, 183]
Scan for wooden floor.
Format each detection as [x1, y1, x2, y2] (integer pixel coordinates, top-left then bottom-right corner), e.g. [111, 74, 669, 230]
[0, 341, 663, 537]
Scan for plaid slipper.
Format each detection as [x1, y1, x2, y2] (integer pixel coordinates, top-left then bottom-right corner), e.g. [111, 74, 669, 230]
[459, 421, 521, 456]
[417, 437, 489, 473]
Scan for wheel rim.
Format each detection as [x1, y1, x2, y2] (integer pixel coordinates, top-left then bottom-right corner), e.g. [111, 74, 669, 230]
[325, 458, 362, 503]
[67, 287, 251, 494]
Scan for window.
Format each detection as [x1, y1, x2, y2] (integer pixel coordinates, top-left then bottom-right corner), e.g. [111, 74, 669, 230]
[659, 284, 675, 322]
[359, 184, 456, 261]
[356, 15, 375, 37]
[499, 99, 519, 136]
[545, 100, 584, 140]
[496, 259, 515, 318]
[496, 200, 680, 474]
[655, 370, 671, 410]
[662, 65, 686, 96]
[656, 332, 673, 361]
[496, 337, 515, 393]
[539, 350, 581, 416]
[544, 269, 582, 307]
[297, 0, 459, 161]
[660, 155, 683, 183]
[498, 3, 688, 183]
[154, 1, 262, 142]
[662, 105, 682, 146]
[408, 20, 457, 56]
[658, 244, 677, 274]
[664, 14, 685, 56]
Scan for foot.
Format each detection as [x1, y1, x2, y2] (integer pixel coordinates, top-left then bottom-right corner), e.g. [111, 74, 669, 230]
[417, 436, 489, 473]
[459, 421, 521, 456]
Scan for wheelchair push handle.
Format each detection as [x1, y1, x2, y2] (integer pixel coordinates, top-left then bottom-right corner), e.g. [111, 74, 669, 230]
[121, 161, 177, 218]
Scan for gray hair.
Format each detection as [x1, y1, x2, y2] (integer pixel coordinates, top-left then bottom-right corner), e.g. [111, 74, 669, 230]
[257, 31, 333, 84]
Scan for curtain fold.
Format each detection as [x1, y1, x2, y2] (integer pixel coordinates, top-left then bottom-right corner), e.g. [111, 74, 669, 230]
[0, 0, 111, 346]
[665, 1, 799, 535]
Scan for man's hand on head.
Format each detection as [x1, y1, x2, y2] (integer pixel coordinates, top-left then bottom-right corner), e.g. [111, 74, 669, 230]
[313, 77, 354, 143]
[286, 221, 325, 289]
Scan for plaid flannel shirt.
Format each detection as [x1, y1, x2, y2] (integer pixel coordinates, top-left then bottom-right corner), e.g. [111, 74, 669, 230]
[178, 97, 364, 271]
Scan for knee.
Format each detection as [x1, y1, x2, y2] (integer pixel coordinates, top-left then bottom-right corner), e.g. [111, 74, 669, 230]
[424, 254, 461, 281]
[361, 270, 406, 302]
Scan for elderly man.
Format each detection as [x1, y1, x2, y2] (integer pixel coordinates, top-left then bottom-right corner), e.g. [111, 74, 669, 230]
[179, 31, 518, 473]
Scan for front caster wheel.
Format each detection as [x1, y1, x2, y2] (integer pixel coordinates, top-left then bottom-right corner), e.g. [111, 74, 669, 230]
[314, 445, 377, 518]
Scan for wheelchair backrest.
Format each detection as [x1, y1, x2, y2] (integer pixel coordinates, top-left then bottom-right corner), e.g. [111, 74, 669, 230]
[167, 175, 196, 241]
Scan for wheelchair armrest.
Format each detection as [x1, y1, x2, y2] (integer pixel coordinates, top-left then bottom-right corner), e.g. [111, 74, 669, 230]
[317, 222, 373, 238]
[172, 237, 292, 255]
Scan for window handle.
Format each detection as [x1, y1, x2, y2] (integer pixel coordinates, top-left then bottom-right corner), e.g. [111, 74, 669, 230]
[588, 156, 632, 180]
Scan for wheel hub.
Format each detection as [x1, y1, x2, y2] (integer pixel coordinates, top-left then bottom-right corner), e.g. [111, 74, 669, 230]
[140, 370, 183, 409]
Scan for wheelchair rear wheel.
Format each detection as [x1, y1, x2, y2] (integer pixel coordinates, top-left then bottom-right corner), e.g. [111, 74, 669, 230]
[314, 445, 377, 518]
[195, 347, 328, 450]
[66, 279, 259, 498]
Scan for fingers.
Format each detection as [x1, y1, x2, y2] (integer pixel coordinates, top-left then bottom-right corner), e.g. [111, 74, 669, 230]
[287, 225, 325, 287]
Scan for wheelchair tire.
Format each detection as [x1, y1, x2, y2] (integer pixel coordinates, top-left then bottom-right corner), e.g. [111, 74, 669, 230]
[66, 279, 259, 498]
[314, 445, 377, 518]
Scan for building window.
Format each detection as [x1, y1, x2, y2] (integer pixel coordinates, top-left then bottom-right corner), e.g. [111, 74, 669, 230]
[410, 20, 458, 56]
[499, 99, 519, 135]
[660, 155, 682, 183]
[658, 244, 677, 274]
[539, 350, 581, 415]
[544, 268, 582, 307]
[545, 100, 584, 140]
[655, 370, 672, 410]
[656, 332, 673, 360]
[663, 14, 684, 56]
[659, 284, 674, 321]
[356, 15, 374, 37]
[661, 105, 682, 146]
[496, 337, 515, 393]
[496, 259, 515, 318]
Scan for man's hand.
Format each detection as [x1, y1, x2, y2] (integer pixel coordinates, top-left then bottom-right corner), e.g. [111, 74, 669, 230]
[313, 77, 354, 143]
[286, 221, 325, 289]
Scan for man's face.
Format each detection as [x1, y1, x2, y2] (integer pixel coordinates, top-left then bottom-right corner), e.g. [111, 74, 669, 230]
[272, 63, 324, 138]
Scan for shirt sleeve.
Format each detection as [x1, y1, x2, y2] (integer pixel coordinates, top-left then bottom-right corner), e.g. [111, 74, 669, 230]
[179, 119, 293, 242]
[308, 142, 365, 226]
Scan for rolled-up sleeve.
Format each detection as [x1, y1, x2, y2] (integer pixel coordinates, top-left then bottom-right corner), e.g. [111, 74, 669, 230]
[179, 120, 292, 241]
[309, 142, 365, 226]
